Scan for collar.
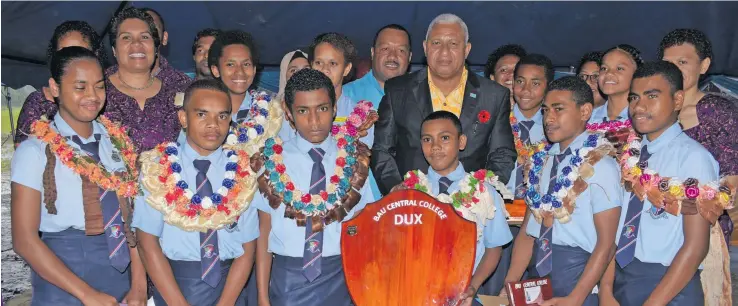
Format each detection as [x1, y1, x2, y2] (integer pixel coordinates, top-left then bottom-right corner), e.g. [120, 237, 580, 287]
[181, 139, 224, 164]
[427, 162, 467, 183]
[365, 69, 384, 94]
[599, 100, 629, 120]
[53, 113, 105, 142]
[295, 133, 336, 155]
[427, 67, 468, 92]
[548, 130, 590, 155]
[238, 92, 254, 111]
[513, 104, 543, 124]
[642, 122, 682, 154]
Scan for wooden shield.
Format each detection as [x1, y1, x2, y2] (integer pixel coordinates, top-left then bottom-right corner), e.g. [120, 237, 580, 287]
[341, 189, 476, 305]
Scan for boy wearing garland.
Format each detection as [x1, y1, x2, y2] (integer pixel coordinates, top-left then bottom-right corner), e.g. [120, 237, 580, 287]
[604, 61, 728, 304]
[399, 110, 512, 305]
[503, 76, 624, 306]
[11, 47, 147, 305]
[252, 68, 374, 305]
[133, 79, 260, 305]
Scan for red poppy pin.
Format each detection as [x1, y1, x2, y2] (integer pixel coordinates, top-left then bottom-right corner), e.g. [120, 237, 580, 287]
[478, 110, 491, 124]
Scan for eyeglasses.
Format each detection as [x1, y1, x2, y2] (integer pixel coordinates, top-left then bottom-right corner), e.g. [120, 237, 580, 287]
[578, 74, 599, 82]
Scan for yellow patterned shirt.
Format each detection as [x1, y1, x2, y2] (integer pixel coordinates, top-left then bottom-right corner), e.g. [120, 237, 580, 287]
[428, 68, 468, 117]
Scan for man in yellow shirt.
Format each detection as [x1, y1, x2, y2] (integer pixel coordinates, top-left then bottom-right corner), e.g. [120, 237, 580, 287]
[372, 13, 516, 197]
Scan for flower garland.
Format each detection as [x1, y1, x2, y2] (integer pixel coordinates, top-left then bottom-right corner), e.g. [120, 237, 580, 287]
[139, 142, 256, 231]
[586, 119, 632, 134]
[402, 169, 512, 240]
[525, 132, 615, 225]
[30, 116, 139, 197]
[225, 91, 284, 156]
[509, 112, 548, 165]
[261, 101, 374, 218]
[620, 136, 735, 222]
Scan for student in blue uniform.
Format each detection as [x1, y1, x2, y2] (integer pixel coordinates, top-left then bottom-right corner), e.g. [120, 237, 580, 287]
[607, 61, 715, 305]
[417, 111, 513, 306]
[279, 32, 374, 147]
[177, 30, 262, 145]
[254, 68, 373, 306]
[487, 53, 553, 296]
[134, 79, 259, 306]
[589, 44, 643, 124]
[503, 76, 624, 306]
[11, 47, 147, 305]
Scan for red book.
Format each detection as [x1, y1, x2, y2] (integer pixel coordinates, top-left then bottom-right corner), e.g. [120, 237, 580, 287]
[505, 277, 554, 306]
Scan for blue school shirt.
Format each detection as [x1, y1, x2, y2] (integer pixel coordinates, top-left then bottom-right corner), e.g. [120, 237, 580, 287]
[251, 135, 373, 258]
[525, 131, 624, 253]
[277, 93, 374, 148]
[588, 100, 630, 124]
[176, 93, 254, 145]
[11, 114, 127, 232]
[427, 163, 513, 272]
[506, 105, 547, 196]
[343, 70, 384, 109]
[131, 140, 259, 261]
[277, 92, 380, 199]
[615, 123, 719, 267]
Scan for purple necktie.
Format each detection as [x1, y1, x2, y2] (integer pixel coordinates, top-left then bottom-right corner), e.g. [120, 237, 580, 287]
[615, 146, 651, 267]
[70, 135, 130, 273]
[303, 147, 325, 282]
[514, 120, 535, 199]
[534, 148, 571, 277]
[193, 159, 221, 288]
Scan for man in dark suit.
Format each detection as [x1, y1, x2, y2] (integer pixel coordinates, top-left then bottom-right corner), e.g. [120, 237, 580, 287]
[371, 13, 516, 195]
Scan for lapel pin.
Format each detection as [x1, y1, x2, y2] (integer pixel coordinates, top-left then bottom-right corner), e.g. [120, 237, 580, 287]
[470, 93, 477, 99]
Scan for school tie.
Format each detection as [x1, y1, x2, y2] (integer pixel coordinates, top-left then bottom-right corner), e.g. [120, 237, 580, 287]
[602, 115, 623, 123]
[70, 135, 131, 273]
[194, 159, 221, 288]
[514, 120, 536, 199]
[439, 177, 453, 195]
[615, 145, 652, 268]
[235, 109, 250, 123]
[303, 147, 326, 282]
[534, 147, 571, 277]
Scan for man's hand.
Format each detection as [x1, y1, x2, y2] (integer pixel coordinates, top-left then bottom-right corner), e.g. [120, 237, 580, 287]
[81, 289, 118, 306]
[457, 285, 477, 306]
[539, 295, 584, 306]
[390, 183, 408, 193]
[356, 111, 379, 138]
[122, 284, 148, 306]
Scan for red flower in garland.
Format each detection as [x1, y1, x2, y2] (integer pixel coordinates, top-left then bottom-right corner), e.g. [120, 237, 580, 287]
[286, 182, 295, 191]
[273, 144, 283, 154]
[473, 169, 486, 180]
[336, 157, 346, 167]
[320, 190, 329, 201]
[301, 194, 312, 203]
[478, 110, 491, 123]
[330, 175, 340, 184]
[275, 164, 286, 174]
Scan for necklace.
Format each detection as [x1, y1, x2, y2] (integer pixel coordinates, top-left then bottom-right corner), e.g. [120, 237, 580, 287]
[117, 73, 154, 91]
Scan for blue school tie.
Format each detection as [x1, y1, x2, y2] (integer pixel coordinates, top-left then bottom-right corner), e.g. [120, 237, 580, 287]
[535, 147, 571, 277]
[235, 109, 250, 123]
[70, 135, 131, 273]
[615, 145, 651, 268]
[303, 147, 326, 282]
[194, 159, 221, 288]
[439, 177, 453, 195]
[514, 120, 535, 199]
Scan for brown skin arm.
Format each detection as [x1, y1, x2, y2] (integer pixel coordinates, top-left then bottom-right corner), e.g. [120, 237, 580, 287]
[11, 183, 117, 305]
[645, 213, 710, 304]
[458, 246, 503, 305]
[503, 209, 535, 286]
[123, 241, 149, 306]
[565, 207, 620, 303]
[257, 211, 273, 305]
[136, 229, 190, 306]
[216, 240, 256, 306]
[599, 259, 619, 305]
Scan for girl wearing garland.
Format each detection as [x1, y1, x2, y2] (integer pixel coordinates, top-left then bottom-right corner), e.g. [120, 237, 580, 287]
[660, 28, 738, 306]
[605, 62, 733, 304]
[399, 111, 512, 305]
[504, 77, 624, 306]
[11, 47, 147, 305]
[252, 69, 374, 306]
[133, 79, 260, 305]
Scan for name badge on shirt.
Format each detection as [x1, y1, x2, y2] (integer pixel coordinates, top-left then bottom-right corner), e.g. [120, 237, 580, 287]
[111, 149, 122, 162]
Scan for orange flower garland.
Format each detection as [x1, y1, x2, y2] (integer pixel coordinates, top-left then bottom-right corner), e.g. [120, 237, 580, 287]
[30, 116, 139, 197]
[509, 112, 548, 165]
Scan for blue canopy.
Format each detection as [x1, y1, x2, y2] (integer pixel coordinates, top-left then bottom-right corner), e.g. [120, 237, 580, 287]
[2, 1, 738, 89]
